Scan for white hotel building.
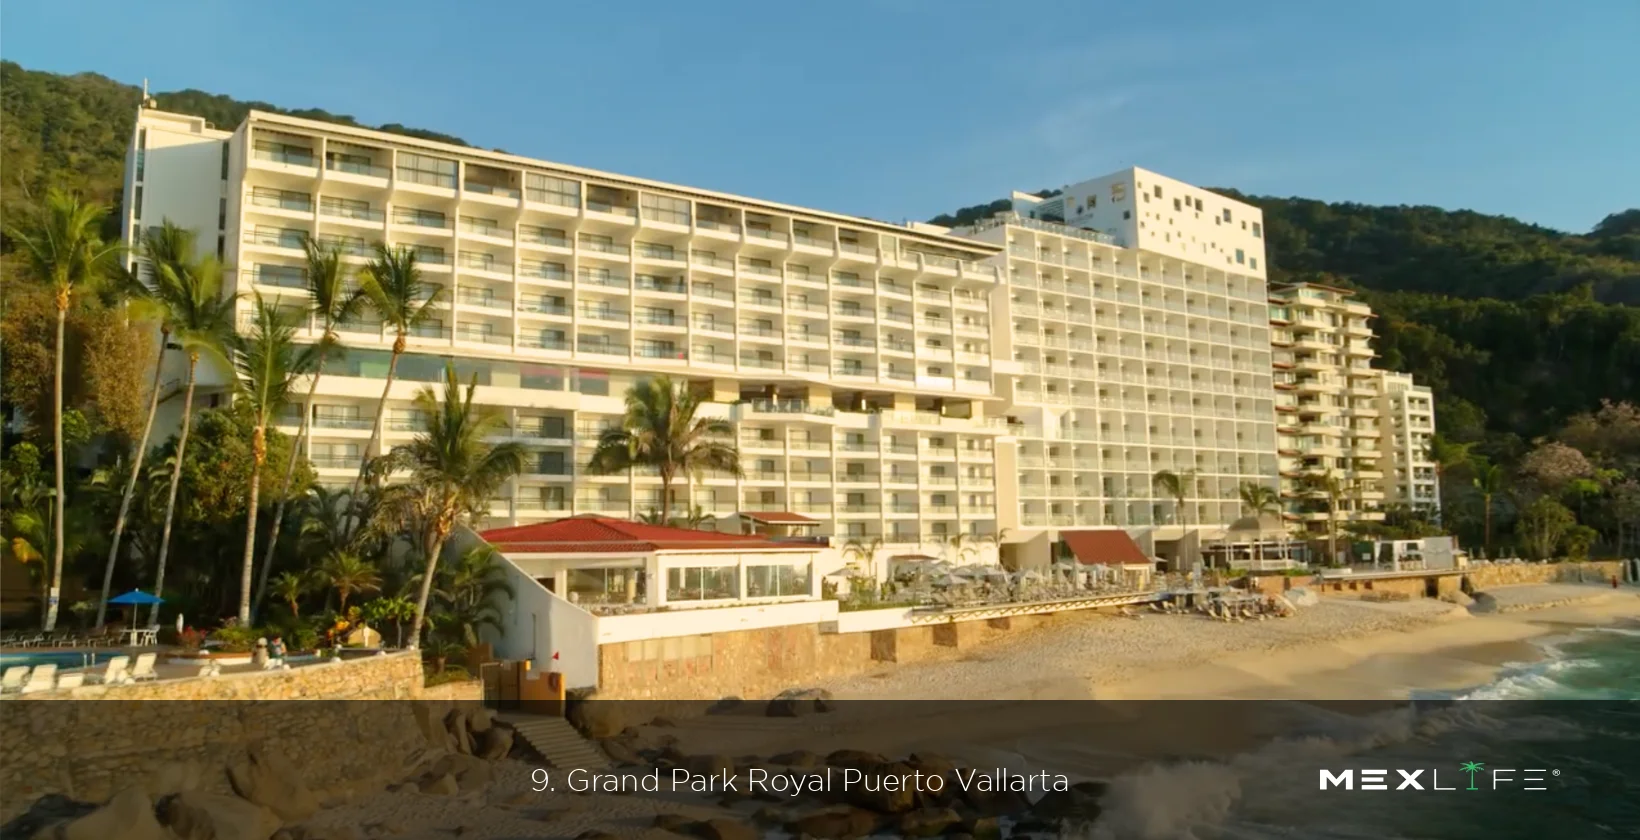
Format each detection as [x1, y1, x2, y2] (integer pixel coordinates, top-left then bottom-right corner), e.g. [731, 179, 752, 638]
[124, 108, 1009, 558]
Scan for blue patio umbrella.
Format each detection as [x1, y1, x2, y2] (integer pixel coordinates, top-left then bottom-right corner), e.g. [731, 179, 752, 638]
[108, 589, 164, 605]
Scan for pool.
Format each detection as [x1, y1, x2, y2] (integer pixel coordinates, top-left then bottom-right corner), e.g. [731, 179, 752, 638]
[0, 650, 126, 671]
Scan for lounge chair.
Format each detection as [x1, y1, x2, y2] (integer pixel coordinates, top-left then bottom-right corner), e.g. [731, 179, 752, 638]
[55, 672, 85, 689]
[90, 655, 131, 685]
[19, 664, 57, 694]
[195, 661, 222, 678]
[129, 652, 158, 682]
[0, 666, 30, 693]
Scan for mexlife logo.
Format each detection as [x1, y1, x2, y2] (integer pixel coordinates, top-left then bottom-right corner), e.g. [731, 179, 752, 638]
[1319, 762, 1560, 791]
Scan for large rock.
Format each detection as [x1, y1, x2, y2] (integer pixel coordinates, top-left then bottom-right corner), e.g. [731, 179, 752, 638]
[766, 688, 835, 717]
[960, 815, 1002, 840]
[825, 750, 886, 769]
[784, 806, 880, 840]
[428, 754, 493, 792]
[49, 788, 170, 840]
[162, 792, 281, 840]
[410, 705, 450, 752]
[143, 760, 208, 798]
[682, 818, 757, 840]
[228, 745, 320, 823]
[1470, 592, 1501, 613]
[478, 726, 514, 761]
[445, 709, 474, 756]
[897, 807, 960, 837]
[465, 707, 494, 736]
[1441, 590, 1476, 607]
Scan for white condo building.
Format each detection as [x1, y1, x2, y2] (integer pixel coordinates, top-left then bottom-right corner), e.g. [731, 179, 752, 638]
[123, 108, 1012, 561]
[1377, 371, 1440, 516]
[948, 168, 1279, 568]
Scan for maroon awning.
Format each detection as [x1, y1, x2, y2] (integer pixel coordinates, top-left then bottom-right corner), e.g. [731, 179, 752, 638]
[1062, 530, 1150, 566]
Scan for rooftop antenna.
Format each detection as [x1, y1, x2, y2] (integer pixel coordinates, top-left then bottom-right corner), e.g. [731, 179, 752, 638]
[141, 78, 156, 109]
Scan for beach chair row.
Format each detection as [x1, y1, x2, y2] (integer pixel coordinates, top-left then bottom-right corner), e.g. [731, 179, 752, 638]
[1, 630, 133, 648]
[0, 653, 158, 693]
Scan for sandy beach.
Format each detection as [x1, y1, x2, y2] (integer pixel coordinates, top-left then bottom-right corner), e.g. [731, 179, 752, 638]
[820, 583, 1640, 701]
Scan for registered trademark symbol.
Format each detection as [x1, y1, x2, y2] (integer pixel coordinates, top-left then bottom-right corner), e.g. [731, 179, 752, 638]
[1552, 770, 1561, 776]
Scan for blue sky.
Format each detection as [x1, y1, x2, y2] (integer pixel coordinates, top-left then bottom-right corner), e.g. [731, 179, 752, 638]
[4, 1, 1636, 232]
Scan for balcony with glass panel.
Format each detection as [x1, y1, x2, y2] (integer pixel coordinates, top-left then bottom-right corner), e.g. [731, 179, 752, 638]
[520, 327, 569, 353]
[457, 249, 511, 281]
[249, 134, 317, 177]
[518, 224, 570, 255]
[691, 339, 735, 369]
[634, 272, 687, 298]
[695, 204, 742, 242]
[519, 258, 569, 288]
[390, 206, 455, 241]
[576, 328, 630, 358]
[455, 283, 511, 315]
[395, 151, 458, 197]
[242, 224, 308, 256]
[584, 185, 639, 228]
[246, 186, 314, 223]
[743, 214, 791, 253]
[323, 141, 390, 187]
[459, 214, 515, 248]
[462, 163, 521, 207]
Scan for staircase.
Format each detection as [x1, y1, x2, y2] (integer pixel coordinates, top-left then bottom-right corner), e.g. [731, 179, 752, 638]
[504, 715, 609, 771]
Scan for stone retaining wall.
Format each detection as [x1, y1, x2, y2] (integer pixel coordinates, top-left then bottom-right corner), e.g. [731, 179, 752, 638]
[1465, 561, 1625, 589]
[595, 614, 1056, 700]
[0, 653, 470, 822]
[1246, 561, 1628, 600]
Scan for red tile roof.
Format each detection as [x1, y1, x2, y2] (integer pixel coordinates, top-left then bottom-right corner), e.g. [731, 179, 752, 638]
[479, 515, 809, 554]
[739, 511, 818, 525]
[1062, 530, 1152, 566]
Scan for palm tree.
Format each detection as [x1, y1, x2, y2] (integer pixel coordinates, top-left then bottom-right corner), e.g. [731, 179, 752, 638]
[317, 551, 381, 613]
[350, 244, 444, 507]
[363, 594, 416, 648]
[269, 571, 311, 619]
[1473, 462, 1507, 557]
[1152, 469, 1199, 570]
[253, 237, 364, 621]
[233, 294, 313, 623]
[95, 222, 189, 628]
[433, 545, 515, 648]
[1237, 482, 1282, 566]
[586, 376, 742, 520]
[1305, 471, 1347, 566]
[392, 363, 526, 649]
[7, 189, 122, 630]
[145, 243, 237, 623]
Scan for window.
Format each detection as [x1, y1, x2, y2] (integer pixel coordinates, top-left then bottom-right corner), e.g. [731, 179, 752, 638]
[1250, 258, 1259, 270]
[640, 193, 690, 225]
[1088, 196, 1097, 208]
[321, 195, 374, 220]
[396, 152, 457, 188]
[1252, 222, 1263, 239]
[526, 173, 580, 207]
[135, 129, 147, 181]
[667, 565, 738, 601]
[1110, 183, 1126, 202]
[1194, 199, 1203, 211]
[1235, 249, 1245, 265]
[220, 140, 230, 179]
[746, 561, 811, 598]
[1154, 185, 1163, 198]
[216, 235, 225, 261]
[133, 186, 143, 220]
[1223, 208, 1233, 223]
[1122, 210, 1131, 220]
[1173, 198, 1181, 211]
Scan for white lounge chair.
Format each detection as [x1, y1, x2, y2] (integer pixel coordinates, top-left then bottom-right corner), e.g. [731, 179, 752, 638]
[54, 672, 85, 689]
[0, 666, 30, 693]
[89, 655, 131, 685]
[19, 664, 57, 694]
[129, 653, 158, 682]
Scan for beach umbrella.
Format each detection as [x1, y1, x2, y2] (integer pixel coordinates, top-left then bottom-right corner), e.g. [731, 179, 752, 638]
[108, 590, 164, 605]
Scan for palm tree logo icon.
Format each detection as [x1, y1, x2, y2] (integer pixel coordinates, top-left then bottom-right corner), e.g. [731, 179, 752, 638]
[1460, 761, 1485, 791]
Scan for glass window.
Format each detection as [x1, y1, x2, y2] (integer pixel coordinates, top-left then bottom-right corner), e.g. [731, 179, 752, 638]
[219, 140, 229, 179]
[396, 152, 457, 188]
[566, 567, 645, 606]
[639, 193, 691, 225]
[526, 173, 580, 207]
[666, 565, 738, 602]
[135, 129, 147, 181]
[746, 561, 812, 598]
[394, 207, 449, 229]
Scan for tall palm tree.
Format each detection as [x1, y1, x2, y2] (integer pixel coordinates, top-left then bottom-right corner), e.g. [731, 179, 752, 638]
[232, 294, 313, 623]
[317, 550, 381, 613]
[1237, 481, 1282, 566]
[6, 190, 122, 629]
[1305, 470, 1347, 566]
[1473, 462, 1507, 557]
[1152, 469, 1199, 570]
[351, 244, 444, 506]
[253, 237, 364, 621]
[95, 222, 187, 628]
[147, 246, 237, 622]
[586, 376, 742, 519]
[392, 363, 526, 649]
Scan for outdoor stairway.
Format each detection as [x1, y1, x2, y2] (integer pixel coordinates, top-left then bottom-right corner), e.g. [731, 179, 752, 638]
[505, 715, 610, 771]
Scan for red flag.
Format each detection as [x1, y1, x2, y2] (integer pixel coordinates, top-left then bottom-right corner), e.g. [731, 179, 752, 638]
[552, 651, 560, 660]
